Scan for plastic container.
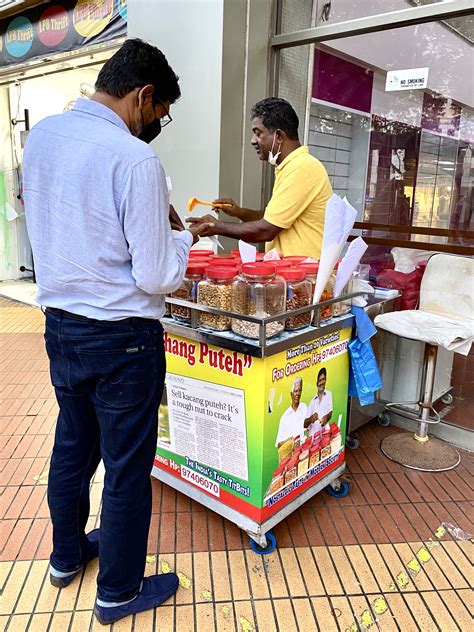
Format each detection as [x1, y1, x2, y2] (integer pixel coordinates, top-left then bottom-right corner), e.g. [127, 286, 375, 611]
[320, 436, 331, 460]
[279, 268, 312, 331]
[284, 456, 299, 485]
[330, 423, 342, 454]
[171, 262, 208, 324]
[197, 266, 238, 331]
[309, 441, 321, 468]
[297, 449, 309, 477]
[231, 263, 286, 339]
[269, 463, 286, 494]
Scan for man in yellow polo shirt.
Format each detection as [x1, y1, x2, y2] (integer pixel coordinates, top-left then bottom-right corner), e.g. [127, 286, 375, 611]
[187, 97, 332, 258]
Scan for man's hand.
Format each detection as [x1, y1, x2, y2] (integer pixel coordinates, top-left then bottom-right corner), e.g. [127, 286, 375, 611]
[169, 204, 185, 231]
[186, 214, 218, 238]
[187, 217, 217, 244]
[212, 197, 241, 218]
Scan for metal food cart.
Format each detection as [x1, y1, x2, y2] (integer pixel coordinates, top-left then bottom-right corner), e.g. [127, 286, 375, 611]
[152, 294, 359, 553]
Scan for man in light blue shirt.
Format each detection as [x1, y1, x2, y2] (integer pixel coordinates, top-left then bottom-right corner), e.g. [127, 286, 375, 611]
[23, 39, 209, 625]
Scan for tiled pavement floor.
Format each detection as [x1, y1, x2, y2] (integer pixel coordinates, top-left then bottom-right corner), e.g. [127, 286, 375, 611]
[1, 297, 473, 631]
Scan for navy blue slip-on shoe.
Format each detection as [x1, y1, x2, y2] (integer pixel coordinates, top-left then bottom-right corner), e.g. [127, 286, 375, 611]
[50, 528, 100, 588]
[93, 573, 179, 625]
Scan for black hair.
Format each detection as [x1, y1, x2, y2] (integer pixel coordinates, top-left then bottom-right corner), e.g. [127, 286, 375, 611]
[317, 367, 327, 381]
[250, 97, 299, 140]
[95, 38, 180, 105]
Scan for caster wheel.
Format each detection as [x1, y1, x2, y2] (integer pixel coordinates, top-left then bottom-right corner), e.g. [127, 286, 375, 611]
[346, 434, 360, 450]
[441, 393, 453, 405]
[378, 412, 391, 427]
[326, 481, 350, 498]
[249, 531, 277, 555]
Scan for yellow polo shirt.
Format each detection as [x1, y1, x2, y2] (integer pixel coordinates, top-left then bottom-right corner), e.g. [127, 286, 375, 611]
[264, 146, 332, 258]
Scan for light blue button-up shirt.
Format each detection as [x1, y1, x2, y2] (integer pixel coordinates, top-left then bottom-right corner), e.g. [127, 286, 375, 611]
[23, 98, 192, 320]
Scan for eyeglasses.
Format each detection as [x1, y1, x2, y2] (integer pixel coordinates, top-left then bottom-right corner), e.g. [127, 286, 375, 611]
[156, 97, 172, 128]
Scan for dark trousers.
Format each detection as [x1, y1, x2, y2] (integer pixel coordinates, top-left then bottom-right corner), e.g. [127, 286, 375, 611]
[44, 310, 165, 602]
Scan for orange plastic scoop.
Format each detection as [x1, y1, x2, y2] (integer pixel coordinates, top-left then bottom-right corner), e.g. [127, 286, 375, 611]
[187, 197, 232, 212]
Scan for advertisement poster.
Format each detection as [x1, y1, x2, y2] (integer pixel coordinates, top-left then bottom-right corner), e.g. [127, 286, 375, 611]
[154, 327, 350, 522]
[0, 0, 127, 67]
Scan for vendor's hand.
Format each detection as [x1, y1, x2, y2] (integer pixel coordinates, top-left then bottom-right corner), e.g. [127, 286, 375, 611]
[186, 214, 218, 238]
[169, 204, 185, 231]
[212, 197, 241, 218]
[187, 217, 217, 244]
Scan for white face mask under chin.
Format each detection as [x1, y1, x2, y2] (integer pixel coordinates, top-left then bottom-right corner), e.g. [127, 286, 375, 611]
[267, 133, 282, 166]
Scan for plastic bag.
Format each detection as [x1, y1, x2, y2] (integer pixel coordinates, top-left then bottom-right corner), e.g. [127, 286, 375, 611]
[348, 338, 383, 406]
[376, 266, 424, 310]
[392, 247, 418, 273]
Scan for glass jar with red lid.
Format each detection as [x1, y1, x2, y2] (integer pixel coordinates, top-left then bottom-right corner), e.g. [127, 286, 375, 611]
[171, 262, 208, 324]
[309, 441, 321, 468]
[189, 249, 214, 258]
[320, 435, 331, 460]
[284, 456, 299, 485]
[268, 462, 286, 494]
[231, 263, 286, 339]
[197, 266, 238, 330]
[278, 268, 312, 330]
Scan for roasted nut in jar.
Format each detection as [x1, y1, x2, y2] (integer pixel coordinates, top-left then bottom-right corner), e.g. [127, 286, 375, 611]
[197, 266, 237, 331]
[231, 263, 286, 339]
[279, 268, 312, 330]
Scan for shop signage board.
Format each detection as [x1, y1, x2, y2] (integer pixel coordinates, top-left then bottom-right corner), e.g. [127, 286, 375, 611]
[0, 0, 127, 67]
[154, 326, 351, 524]
[385, 67, 429, 91]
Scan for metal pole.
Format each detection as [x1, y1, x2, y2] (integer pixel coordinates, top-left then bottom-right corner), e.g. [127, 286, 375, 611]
[415, 343, 438, 442]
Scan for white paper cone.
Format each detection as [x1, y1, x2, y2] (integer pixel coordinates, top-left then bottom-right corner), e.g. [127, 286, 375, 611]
[334, 237, 368, 297]
[312, 242, 341, 304]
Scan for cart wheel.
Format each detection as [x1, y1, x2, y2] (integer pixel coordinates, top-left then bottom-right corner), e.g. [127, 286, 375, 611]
[249, 531, 277, 555]
[378, 412, 391, 427]
[441, 393, 453, 405]
[326, 481, 350, 498]
[346, 434, 360, 450]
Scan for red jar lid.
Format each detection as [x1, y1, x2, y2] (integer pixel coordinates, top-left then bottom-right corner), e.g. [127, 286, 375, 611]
[272, 259, 293, 267]
[279, 267, 305, 280]
[189, 249, 214, 257]
[321, 436, 331, 447]
[186, 262, 208, 275]
[256, 252, 266, 261]
[287, 456, 299, 469]
[241, 263, 275, 276]
[231, 249, 240, 256]
[273, 463, 286, 476]
[205, 266, 238, 280]
[210, 254, 236, 260]
[310, 443, 320, 454]
[209, 257, 238, 266]
[284, 256, 307, 263]
[300, 263, 319, 274]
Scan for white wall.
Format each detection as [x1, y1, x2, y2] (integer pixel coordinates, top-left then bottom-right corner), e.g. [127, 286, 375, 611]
[128, 0, 224, 221]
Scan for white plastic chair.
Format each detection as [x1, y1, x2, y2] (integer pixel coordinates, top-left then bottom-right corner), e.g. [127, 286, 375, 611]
[374, 253, 474, 471]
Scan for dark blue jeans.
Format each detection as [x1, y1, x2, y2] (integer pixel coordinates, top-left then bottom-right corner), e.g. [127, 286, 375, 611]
[44, 310, 165, 602]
